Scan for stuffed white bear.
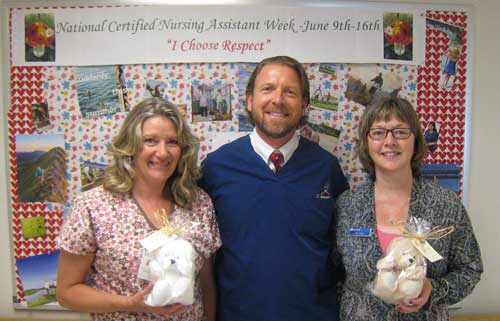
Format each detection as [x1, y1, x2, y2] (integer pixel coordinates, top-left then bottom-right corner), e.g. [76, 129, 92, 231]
[372, 237, 426, 305]
[144, 237, 196, 307]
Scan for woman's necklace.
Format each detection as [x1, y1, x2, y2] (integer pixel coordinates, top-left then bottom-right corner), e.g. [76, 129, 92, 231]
[375, 185, 410, 227]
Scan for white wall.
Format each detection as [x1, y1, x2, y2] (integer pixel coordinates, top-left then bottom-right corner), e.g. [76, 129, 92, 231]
[459, 0, 500, 315]
[1, 0, 499, 318]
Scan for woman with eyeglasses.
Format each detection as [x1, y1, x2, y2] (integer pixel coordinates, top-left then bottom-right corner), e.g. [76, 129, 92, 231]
[335, 97, 482, 320]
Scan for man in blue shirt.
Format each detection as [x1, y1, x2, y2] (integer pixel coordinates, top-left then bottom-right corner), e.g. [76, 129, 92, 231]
[200, 56, 348, 321]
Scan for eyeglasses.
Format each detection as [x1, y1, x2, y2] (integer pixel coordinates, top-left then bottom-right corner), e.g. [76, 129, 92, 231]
[368, 128, 413, 140]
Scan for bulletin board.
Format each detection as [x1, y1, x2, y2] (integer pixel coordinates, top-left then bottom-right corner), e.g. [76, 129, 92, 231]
[3, 1, 471, 310]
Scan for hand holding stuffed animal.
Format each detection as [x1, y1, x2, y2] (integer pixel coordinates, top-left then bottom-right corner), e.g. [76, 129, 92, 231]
[144, 237, 196, 307]
[372, 237, 426, 305]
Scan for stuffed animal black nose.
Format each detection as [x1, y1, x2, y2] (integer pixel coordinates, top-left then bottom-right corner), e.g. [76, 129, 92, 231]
[409, 258, 414, 263]
[170, 259, 176, 264]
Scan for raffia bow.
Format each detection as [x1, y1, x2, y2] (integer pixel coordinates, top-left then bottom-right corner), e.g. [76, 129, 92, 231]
[153, 208, 188, 237]
[400, 225, 455, 241]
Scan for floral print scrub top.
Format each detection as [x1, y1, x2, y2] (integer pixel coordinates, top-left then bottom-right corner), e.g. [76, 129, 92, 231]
[58, 186, 221, 321]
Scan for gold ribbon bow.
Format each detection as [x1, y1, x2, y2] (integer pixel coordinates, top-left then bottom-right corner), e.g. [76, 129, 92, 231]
[400, 225, 455, 242]
[153, 208, 188, 237]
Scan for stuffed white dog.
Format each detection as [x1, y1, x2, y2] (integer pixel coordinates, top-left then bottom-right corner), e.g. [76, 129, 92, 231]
[372, 237, 426, 305]
[144, 237, 196, 306]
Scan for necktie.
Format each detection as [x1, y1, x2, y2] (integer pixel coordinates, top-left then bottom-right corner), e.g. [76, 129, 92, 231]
[269, 150, 284, 173]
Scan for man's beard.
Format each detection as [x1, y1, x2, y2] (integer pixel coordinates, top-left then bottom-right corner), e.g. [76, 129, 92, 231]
[251, 109, 298, 139]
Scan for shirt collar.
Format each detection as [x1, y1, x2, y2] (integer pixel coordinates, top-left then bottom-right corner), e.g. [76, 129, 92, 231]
[249, 128, 299, 166]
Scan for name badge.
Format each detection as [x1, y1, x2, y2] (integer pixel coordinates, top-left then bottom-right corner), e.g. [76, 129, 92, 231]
[349, 227, 372, 237]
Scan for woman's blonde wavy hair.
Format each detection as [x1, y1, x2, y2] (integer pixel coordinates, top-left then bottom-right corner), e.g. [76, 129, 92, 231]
[103, 97, 200, 209]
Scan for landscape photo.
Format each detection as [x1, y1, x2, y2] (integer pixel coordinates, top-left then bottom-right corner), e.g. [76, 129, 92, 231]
[16, 134, 67, 203]
[16, 251, 59, 308]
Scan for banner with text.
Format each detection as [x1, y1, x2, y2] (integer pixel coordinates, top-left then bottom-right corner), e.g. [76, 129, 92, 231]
[12, 5, 425, 66]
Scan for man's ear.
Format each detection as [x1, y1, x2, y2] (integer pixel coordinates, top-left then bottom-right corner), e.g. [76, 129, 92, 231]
[247, 93, 254, 113]
[302, 98, 308, 115]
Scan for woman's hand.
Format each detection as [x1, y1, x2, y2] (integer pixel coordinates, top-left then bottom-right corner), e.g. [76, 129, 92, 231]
[57, 251, 187, 316]
[126, 283, 187, 316]
[396, 278, 432, 313]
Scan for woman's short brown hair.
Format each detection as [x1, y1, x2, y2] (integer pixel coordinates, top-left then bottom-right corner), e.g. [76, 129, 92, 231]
[356, 97, 427, 179]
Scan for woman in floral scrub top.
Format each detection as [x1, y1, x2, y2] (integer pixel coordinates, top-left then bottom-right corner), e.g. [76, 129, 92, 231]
[57, 98, 221, 321]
